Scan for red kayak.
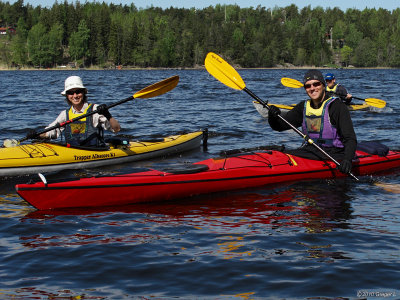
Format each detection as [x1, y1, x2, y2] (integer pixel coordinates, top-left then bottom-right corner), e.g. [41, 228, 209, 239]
[16, 146, 400, 210]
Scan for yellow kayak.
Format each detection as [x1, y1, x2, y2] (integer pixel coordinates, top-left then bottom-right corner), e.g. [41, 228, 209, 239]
[253, 101, 371, 118]
[0, 130, 206, 177]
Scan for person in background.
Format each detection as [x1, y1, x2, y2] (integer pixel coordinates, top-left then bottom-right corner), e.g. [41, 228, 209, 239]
[26, 75, 121, 147]
[267, 69, 357, 175]
[325, 73, 352, 105]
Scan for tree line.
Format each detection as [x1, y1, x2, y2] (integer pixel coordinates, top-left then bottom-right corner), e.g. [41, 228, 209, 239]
[1, 0, 400, 68]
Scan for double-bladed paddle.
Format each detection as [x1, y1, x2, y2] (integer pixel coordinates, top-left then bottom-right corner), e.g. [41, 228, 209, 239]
[281, 77, 386, 109]
[204, 52, 359, 181]
[3, 75, 180, 148]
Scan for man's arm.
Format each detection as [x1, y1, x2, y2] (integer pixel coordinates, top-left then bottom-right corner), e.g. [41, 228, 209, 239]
[268, 101, 305, 132]
[336, 85, 352, 104]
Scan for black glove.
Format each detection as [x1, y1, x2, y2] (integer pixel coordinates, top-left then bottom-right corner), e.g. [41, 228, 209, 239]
[344, 96, 352, 105]
[26, 129, 38, 140]
[268, 105, 281, 119]
[97, 104, 112, 120]
[338, 159, 352, 174]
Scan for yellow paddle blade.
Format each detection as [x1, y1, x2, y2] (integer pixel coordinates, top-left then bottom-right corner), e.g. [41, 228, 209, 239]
[375, 182, 400, 193]
[204, 52, 246, 90]
[281, 77, 303, 88]
[254, 101, 294, 110]
[272, 103, 296, 110]
[364, 98, 386, 108]
[133, 75, 179, 99]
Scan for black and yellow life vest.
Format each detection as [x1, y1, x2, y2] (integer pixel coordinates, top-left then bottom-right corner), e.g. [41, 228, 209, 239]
[326, 83, 340, 98]
[326, 83, 338, 93]
[63, 104, 104, 147]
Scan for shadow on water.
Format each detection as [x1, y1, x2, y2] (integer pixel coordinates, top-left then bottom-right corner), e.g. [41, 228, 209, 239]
[21, 179, 354, 237]
[0, 178, 363, 299]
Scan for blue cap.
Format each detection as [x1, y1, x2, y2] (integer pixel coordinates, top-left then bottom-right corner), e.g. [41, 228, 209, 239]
[325, 73, 335, 80]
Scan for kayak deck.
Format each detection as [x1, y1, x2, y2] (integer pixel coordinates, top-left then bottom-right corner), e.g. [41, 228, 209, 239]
[1, 130, 206, 177]
[15, 147, 400, 210]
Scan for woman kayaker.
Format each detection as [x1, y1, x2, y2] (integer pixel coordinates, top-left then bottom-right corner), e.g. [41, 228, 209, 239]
[267, 69, 357, 175]
[26, 75, 121, 147]
[325, 73, 353, 104]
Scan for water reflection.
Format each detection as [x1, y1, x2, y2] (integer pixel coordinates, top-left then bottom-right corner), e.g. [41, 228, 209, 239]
[0, 68, 399, 299]
[0, 195, 32, 218]
[1, 287, 105, 299]
[20, 180, 354, 250]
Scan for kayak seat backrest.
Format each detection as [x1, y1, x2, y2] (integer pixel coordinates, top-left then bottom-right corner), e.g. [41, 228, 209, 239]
[162, 163, 209, 174]
[356, 141, 389, 157]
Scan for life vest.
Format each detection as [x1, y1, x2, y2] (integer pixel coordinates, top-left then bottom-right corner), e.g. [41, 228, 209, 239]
[301, 97, 344, 148]
[63, 104, 104, 147]
[326, 83, 341, 99]
[326, 83, 339, 93]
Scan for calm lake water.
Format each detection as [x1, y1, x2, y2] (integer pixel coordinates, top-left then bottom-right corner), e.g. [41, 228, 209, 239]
[0, 68, 399, 299]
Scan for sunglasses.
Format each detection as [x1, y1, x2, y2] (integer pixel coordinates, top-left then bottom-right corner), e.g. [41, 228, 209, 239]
[326, 79, 333, 82]
[304, 82, 322, 89]
[66, 89, 84, 95]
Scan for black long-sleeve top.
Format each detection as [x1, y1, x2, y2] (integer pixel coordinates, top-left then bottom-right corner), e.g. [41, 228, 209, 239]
[327, 84, 351, 104]
[268, 96, 357, 162]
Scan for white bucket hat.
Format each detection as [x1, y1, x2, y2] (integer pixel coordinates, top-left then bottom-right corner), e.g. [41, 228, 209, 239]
[61, 76, 87, 95]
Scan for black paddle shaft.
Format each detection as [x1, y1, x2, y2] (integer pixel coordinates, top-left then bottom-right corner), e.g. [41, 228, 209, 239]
[351, 96, 366, 101]
[20, 95, 134, 143]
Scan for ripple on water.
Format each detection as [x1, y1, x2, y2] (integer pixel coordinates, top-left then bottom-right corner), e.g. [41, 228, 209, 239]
[0, 69, 400, 298]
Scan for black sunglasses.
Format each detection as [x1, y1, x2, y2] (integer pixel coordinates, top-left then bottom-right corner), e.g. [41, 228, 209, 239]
[304, 82, 322, 89]
[66, 89, 85, 95]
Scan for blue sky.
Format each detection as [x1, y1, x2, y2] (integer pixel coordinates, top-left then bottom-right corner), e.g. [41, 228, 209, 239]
[11, 0, 400, 10]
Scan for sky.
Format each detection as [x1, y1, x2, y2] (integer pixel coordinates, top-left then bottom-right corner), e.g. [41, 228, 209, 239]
[9, 0, 400, 11]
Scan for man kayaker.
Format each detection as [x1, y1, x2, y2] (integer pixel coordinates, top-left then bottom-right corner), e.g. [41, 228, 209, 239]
[325, 73, 352, 104]
[26, 75, 121, 147]
[267, 69, 357, 174]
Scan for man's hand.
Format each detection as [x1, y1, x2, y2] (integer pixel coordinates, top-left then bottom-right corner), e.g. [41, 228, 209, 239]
[268, 105, 281, 119]
[338, 160, 352, 174]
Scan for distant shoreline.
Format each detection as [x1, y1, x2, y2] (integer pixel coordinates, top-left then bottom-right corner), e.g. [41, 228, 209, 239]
[0, 64, 396, 71]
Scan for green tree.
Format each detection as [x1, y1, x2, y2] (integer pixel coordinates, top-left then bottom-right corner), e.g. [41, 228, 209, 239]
[89, 3, 111, 66]
[120, 14, 138, 66]
[27, 22, 47, 67]
[345, 24, 363, 49]
[352, 38, 377, 67]
[333, 20, 346, 42]
[11, 17, 28, 66]
[231, 27, 244, 58]
[294, 48, 307, 66]
[388, 9, 400, 66]
[69, 19, 90, 65]
[340, 45, 353, 67]
[108, 12, 123, 65]
[2, 1, 400, 68]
